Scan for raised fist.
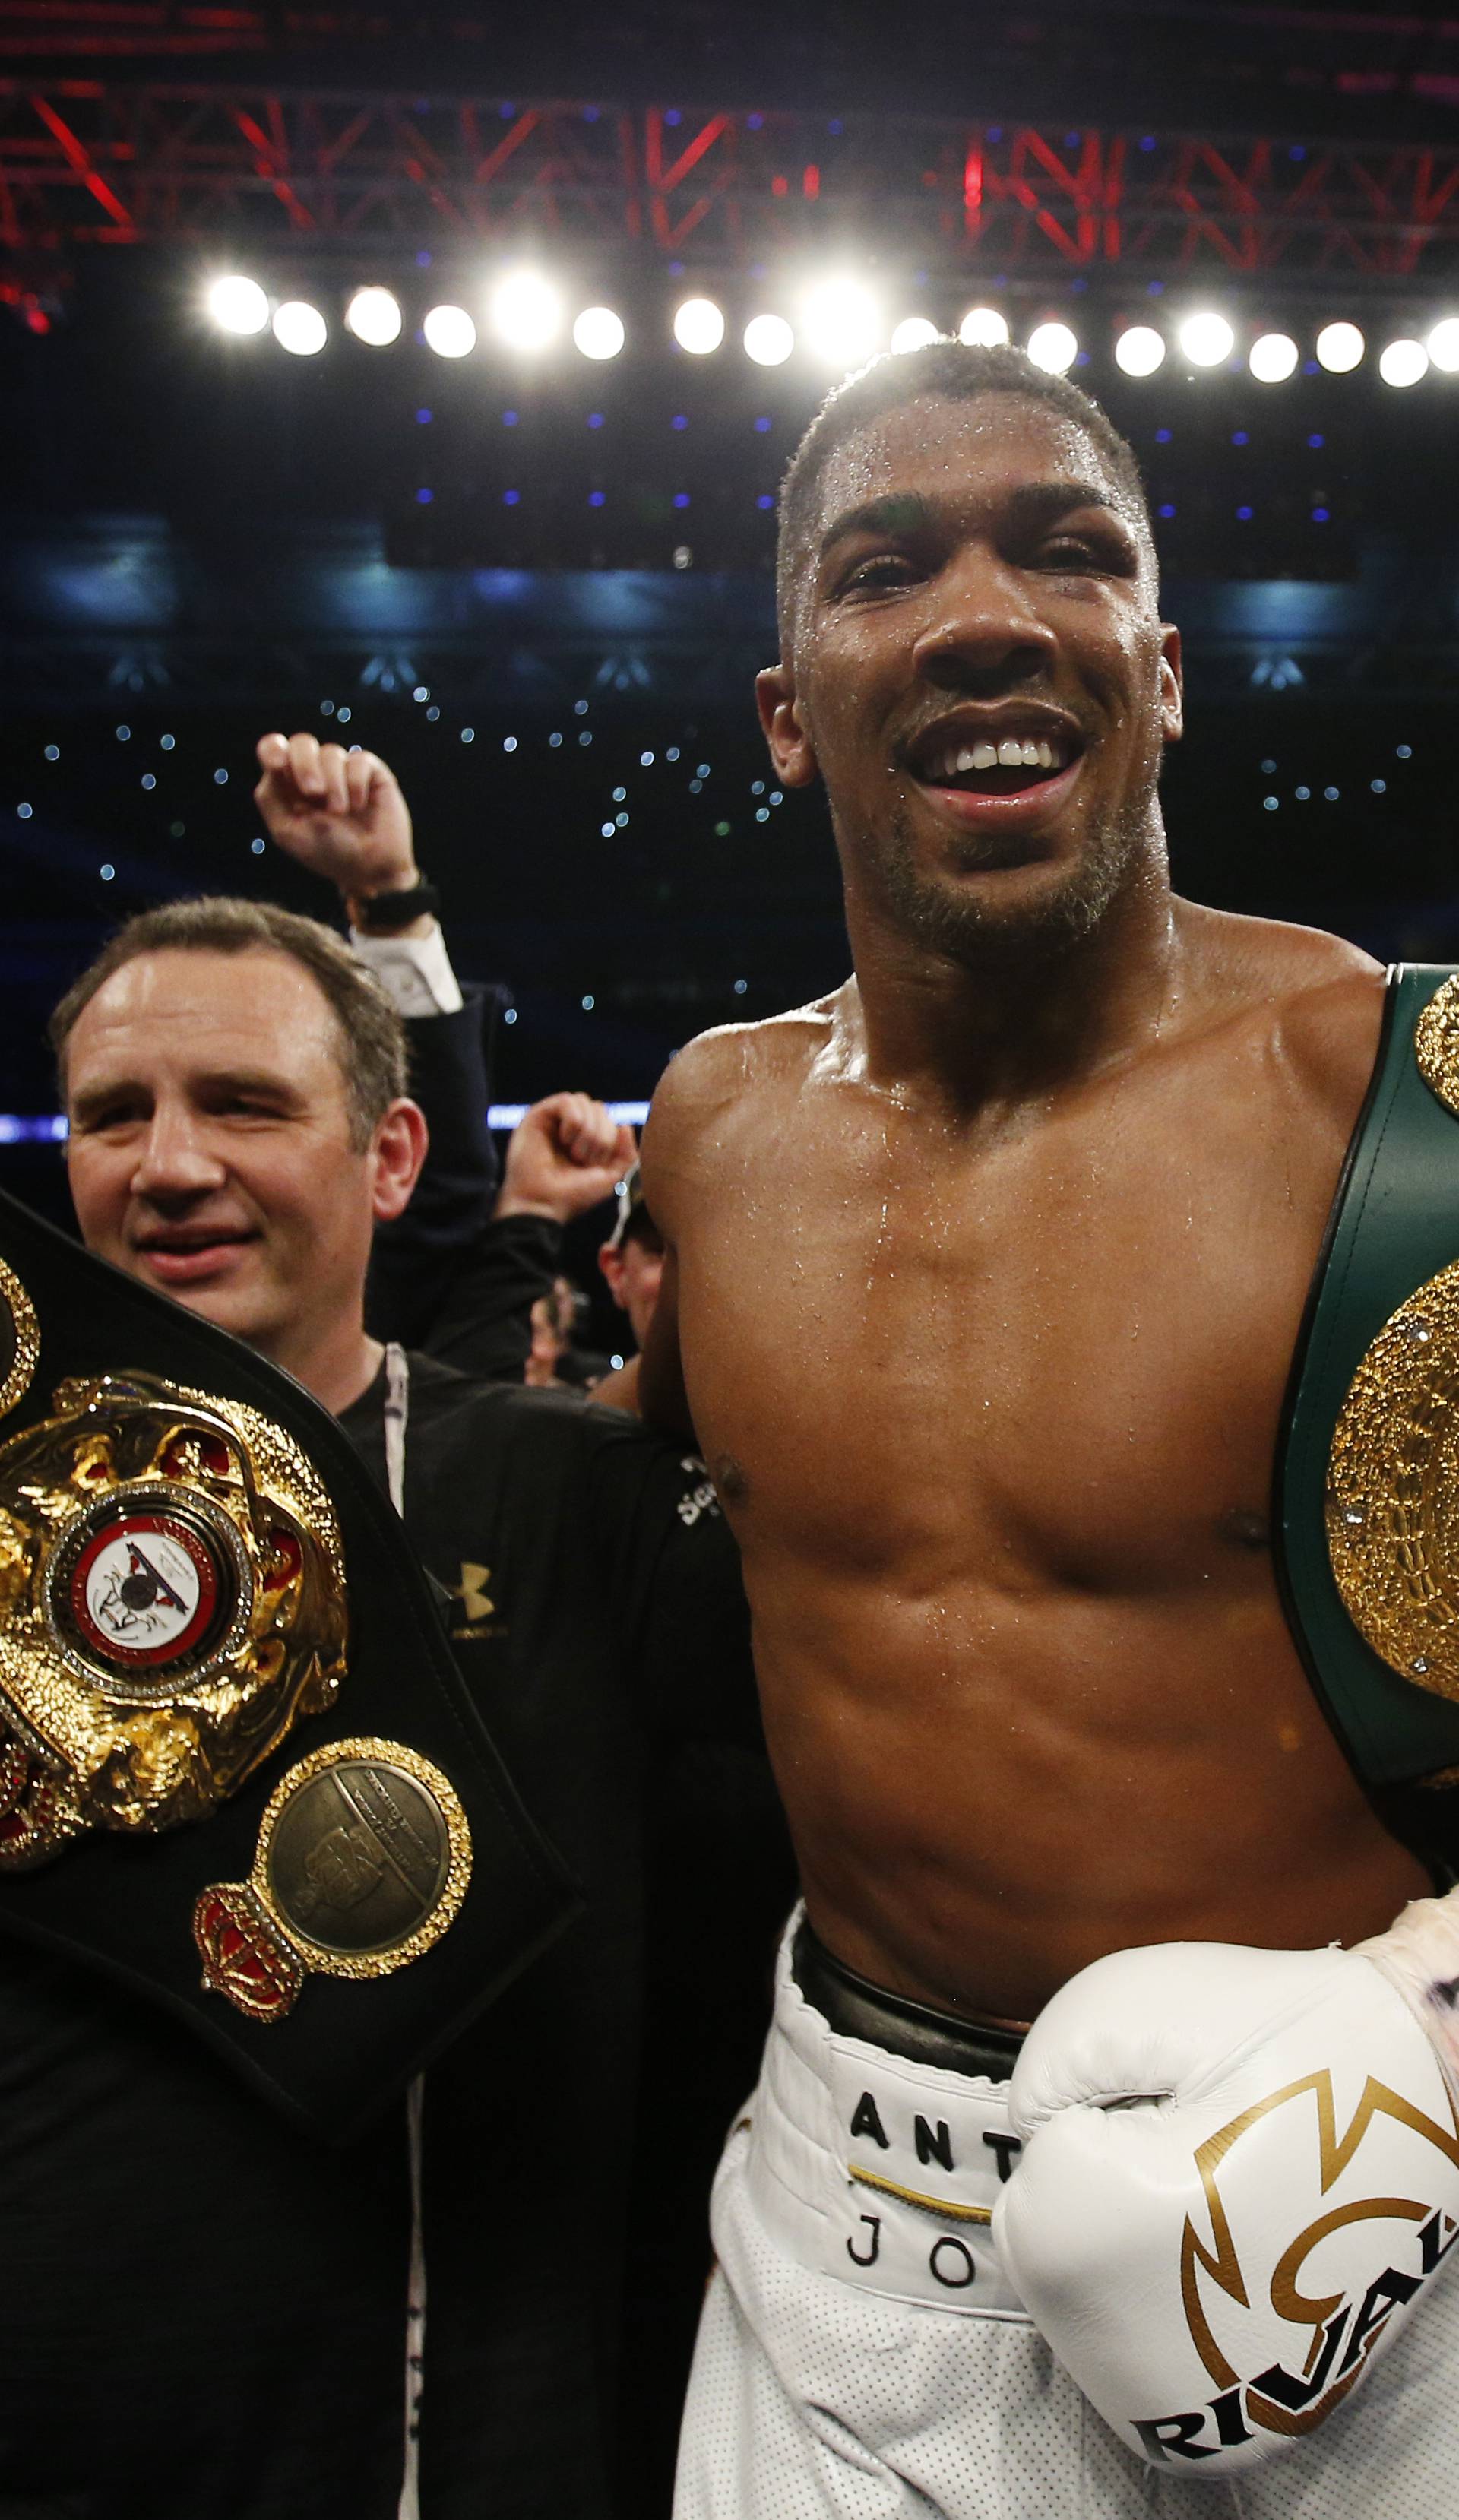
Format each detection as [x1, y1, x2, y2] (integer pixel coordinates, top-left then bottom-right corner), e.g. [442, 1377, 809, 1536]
[253, 731, 417, 912]
[495, 1096, 639, 1227]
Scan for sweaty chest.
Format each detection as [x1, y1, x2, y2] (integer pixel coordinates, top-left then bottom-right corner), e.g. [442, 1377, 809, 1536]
[679, 1096, 1337, 1591]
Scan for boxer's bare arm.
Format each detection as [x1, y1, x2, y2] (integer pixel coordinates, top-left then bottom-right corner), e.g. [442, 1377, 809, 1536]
[641, 910, 1427, 2025]
[638, 993, 843, 1438]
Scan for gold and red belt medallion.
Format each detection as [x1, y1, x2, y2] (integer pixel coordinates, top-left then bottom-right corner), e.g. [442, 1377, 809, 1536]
[195, 1737, 472, 2021]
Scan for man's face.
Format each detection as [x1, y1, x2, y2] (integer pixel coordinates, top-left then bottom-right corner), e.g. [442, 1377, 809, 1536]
[598, 1233, 665, 1350]
[65, 947, 389, 1368]
[759, 393, 1182, 969]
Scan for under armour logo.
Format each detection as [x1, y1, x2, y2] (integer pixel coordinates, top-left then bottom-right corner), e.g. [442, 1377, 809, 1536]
[451, 1562, 495, 1625]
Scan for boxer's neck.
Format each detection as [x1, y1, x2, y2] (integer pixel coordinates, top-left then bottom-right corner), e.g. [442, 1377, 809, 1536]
[840, 859, 1185, 1120]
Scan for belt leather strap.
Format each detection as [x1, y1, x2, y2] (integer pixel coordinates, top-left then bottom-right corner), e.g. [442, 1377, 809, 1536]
[1277, 962, 1459, 1790]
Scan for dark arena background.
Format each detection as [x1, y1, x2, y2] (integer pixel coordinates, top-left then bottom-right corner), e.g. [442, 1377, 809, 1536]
[5, 0, 1459, 1337]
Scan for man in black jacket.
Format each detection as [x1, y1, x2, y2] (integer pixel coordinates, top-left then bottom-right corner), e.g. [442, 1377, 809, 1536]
[17, 894, 761, 2520]
[249, 736, 799, 2499]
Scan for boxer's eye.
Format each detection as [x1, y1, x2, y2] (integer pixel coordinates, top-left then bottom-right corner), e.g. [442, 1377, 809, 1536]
[1035, 525, 1138, 576]
[840, 552, 920, 595]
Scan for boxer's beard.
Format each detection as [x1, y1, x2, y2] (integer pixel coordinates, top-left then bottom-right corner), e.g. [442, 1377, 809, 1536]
[875, 795, 1148, 975]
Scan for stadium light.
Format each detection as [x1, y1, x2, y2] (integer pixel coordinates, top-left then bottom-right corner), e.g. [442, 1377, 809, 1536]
[1027, 321, 1078, 375]
[959, 306, 1009, 347]
[345, 287, 402, 347]
[423, 305, 476, 358]
[1249, 331, 1298, 384]
[490, 270, 562, 352]
[802, 281, 881, 370]
[744, 314, 795, 366]
[1114, 325, 1166, 378]
[272, 300, 328, 356]
[891, 316, 942, 354]
[1378, 338, 1429, 388]
[207, 275, 269, 336]
[1315, 321, 1364, 373]
[1177, 311, 1235, 367]
[674, 297, 726, 354]
[1426, 317, 1459, 373]
[573, 306, 625, 360]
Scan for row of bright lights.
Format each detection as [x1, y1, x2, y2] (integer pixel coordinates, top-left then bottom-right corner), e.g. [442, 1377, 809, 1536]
[1112, 313, 1459, 386]
[208, 274, 1459, 386]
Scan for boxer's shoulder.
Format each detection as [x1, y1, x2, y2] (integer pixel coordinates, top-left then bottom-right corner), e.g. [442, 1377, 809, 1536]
[1172, 901, 1387, 1132]
[1178, 898, 1381, 1010]
[645, 992, 844, 1159]
[668, 995, 841, 1085]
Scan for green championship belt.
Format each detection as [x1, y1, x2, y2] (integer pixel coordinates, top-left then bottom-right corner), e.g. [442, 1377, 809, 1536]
[0, 1186, 579, 2137]
[1279, 965, 1459, 1803]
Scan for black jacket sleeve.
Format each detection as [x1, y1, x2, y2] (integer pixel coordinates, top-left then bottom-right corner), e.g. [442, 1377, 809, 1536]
[419, 1214, 564, 1382]
[574, 1408, 764, 1750]
[366, 986, 504, 1349]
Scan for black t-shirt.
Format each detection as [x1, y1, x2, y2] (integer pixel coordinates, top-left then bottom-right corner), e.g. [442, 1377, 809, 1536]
[0, 1355, 755, 2520]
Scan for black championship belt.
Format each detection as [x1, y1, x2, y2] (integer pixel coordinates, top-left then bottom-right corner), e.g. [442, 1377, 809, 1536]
[1279, 965, 1459, 1835]
[0, 1186, 579, 2137]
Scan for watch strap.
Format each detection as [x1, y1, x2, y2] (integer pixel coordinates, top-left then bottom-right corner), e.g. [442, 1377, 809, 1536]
[355, 879, 441, 933]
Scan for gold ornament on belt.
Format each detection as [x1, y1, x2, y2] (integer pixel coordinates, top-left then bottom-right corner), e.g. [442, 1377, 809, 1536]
[0, 1257, 40, 1427]
[193, 1737, 472, 2021]
[0, 1362, 347, 1870]
[1416, 975, 1459, 1121]
[1328, 1259, 1459, 1708]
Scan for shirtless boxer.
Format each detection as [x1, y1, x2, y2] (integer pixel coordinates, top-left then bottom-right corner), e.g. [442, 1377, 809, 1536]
[638, 341, 1459, 2514]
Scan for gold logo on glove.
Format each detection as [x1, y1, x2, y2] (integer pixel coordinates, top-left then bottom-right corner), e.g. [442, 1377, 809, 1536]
[0, 1371, 347, 1869]
[1178, 2071, 1459, 2443]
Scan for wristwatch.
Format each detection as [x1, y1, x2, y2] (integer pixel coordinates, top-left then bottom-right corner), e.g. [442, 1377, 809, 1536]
[353, 877, 441, 933]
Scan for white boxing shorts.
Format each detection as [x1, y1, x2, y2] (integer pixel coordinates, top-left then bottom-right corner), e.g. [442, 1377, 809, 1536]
[674, 1909, 1459, 2519]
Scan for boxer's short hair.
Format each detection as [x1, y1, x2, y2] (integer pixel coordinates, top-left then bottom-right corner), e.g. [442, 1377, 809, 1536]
[49, 896, 409, 1148]
[775, 339, 1152, 654]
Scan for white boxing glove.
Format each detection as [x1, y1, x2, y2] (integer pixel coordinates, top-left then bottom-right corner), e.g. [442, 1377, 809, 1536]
[992, 1894, 1459, 2477]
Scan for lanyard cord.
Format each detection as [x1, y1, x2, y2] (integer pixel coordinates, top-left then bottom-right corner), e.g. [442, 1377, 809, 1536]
[384, 1339, 409, 1521]
[383, 1343, 427, 2520]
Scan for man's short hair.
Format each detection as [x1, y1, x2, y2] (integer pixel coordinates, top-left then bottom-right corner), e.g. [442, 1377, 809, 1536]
[775, 339, 1152, 654]
[49, 896, 409, 1148]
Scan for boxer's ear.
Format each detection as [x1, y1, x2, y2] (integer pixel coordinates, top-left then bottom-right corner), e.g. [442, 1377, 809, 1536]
[756, 665, 819, 788]
[1159, 624, 1183, 747]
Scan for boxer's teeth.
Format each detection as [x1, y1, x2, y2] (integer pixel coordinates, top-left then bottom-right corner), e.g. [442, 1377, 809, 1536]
[923, 731, 1072, 783]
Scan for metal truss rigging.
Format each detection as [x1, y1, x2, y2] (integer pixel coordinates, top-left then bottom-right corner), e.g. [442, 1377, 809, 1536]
[5, 80, 1459, 285]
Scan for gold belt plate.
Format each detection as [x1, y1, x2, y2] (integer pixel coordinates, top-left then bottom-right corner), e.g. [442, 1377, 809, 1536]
[0, 1338, 347, 1868]
[1328, 1259, 1459, 1710]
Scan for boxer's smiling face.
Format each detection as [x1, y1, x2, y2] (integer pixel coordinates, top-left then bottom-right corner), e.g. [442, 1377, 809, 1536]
[758, 392, 1182, 970]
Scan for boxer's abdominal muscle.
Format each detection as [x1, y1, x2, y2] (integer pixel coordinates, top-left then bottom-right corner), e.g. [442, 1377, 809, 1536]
[646, 928, 1430, 2024]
